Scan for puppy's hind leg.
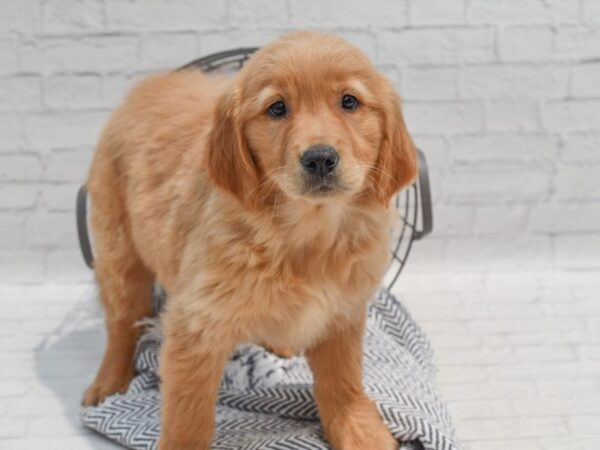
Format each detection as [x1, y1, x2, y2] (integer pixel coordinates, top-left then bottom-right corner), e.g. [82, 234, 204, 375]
[82, 162, 154, 406]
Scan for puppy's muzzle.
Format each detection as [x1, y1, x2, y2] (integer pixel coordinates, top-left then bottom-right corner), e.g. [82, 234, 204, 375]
[300, 145, 339, 176]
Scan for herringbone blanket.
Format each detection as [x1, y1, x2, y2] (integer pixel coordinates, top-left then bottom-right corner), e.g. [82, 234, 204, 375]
[81, 289, 460, 450]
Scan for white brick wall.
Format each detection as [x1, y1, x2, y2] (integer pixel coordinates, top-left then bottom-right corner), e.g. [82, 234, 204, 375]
[0, 0, 599, 282]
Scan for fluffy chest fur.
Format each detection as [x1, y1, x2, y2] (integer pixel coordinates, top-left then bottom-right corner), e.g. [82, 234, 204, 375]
[169, 190, 393, 352]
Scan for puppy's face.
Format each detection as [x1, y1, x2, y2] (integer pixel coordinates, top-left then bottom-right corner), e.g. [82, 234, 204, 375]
[207, 32, 417, 208]
[242, 70, 381, 202]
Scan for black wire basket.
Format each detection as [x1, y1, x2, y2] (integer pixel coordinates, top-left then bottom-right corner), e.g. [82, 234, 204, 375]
[77, 49, 433, 291]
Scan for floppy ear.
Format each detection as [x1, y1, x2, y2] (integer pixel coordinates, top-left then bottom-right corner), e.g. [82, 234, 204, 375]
[371, 85, 418, 206]
[205, 89, 261, 209]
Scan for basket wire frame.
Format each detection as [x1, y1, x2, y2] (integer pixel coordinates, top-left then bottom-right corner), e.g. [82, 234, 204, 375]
[77, 49, 433, 292]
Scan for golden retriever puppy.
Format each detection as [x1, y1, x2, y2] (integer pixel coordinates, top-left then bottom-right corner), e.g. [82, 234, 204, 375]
[83, 31, 417, 450]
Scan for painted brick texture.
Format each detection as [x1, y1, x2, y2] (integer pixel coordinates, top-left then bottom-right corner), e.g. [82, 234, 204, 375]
[0, 0, 599, 282]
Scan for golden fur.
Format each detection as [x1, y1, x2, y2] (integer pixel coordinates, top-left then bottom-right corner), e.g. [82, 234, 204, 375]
[83, 31, 417, 450]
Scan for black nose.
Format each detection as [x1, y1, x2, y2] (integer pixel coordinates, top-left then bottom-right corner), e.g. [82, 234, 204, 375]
[300, 145, 339, 176]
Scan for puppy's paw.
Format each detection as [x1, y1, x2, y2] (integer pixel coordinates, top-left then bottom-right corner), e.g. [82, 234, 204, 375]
[82, 371, 133, 406]
[323, 397, 398, 450]
[157, 435, 211, 450]
[265, 345, 295, 358]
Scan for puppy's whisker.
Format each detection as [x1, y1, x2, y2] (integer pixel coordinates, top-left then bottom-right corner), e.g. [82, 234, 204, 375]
[366, 164, 394, 180]
[246, 173, 282, 200]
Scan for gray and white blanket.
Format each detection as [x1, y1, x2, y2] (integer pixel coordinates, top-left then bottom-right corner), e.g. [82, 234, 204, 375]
[81, 289, 460, 450]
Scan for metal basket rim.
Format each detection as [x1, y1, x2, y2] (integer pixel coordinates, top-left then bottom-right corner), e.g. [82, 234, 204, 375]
[76, 48, 433, 290]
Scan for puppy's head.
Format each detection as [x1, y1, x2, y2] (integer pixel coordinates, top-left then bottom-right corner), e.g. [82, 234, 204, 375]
[206, 31, 417, 209]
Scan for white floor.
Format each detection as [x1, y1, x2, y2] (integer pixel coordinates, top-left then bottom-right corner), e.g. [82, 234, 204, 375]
[0, 269, 599, 450]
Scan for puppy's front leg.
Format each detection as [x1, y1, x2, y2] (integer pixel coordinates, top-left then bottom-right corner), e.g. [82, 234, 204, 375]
[158, 313, 233, 450]
[307, 310, 398, 450]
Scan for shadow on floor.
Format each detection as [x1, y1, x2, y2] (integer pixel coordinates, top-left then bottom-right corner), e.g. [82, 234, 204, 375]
[32, 288, 121, 449]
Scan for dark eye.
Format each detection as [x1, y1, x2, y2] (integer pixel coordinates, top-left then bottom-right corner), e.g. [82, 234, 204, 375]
[268, 100, 287, 118]
[341, 94, 359, 111]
